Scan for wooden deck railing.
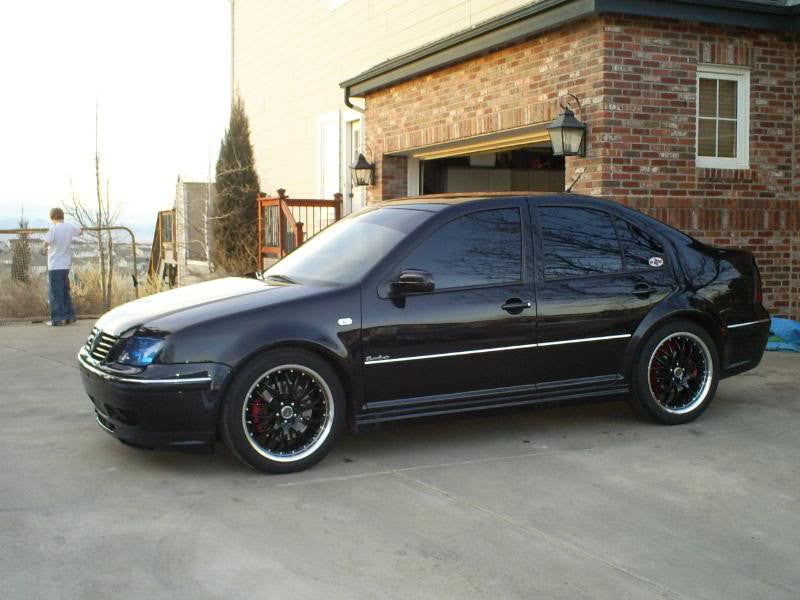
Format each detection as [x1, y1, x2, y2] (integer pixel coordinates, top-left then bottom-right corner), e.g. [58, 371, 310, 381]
[257, 192, 342, 270]
[147, 209, 177, 283]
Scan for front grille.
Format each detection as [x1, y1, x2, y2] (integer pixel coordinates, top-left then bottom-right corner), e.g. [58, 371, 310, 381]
[85, 328, 120, 363]
[103, 404, 139, 426]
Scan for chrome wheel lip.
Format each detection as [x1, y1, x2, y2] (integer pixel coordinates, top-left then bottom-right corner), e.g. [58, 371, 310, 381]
[647, 331, 713, 415]
[242, 364, 334, 463]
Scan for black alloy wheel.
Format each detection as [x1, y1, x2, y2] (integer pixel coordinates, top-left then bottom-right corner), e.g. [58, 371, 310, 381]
[647, 332, 712, 414]
[222, 349, 345, 473]
[630, 320, 719, 425]
[243, 365, 332, 461]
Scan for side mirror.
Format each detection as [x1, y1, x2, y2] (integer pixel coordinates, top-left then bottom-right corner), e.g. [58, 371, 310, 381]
[390, 269, 435, 296]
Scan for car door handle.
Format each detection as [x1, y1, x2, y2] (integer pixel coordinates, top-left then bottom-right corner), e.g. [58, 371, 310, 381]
[501, 298, 532, 314]
[630, 284, 657, 298]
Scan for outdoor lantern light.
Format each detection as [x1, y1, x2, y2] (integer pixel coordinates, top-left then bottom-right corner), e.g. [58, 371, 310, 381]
[350, 152, 375, 186]
[548, 94, 587, 157]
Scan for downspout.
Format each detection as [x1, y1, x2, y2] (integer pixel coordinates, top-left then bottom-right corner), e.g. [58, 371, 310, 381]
[344, 86, 365, 114]
[343, 86, 366, 208]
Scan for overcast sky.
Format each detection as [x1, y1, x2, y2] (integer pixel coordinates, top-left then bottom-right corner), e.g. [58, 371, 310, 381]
[0, 0, 231, 234]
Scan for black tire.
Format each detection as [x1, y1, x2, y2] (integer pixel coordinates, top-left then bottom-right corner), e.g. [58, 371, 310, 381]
[221, 348, 345, 473]
[630, 320, 719, 425]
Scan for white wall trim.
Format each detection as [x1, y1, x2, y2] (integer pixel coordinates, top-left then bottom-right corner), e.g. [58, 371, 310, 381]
[344, 115, 365, 213]
[407, 157, 420, 196]
[317, 111, 341, 199]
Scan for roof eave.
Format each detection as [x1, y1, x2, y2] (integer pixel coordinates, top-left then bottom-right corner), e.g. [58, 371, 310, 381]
[341, 0, 595, 97]
[340, 0, 799, 98]
[596, 0, 799, 28]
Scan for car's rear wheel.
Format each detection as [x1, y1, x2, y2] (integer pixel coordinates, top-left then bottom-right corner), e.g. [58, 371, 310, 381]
[221, 349, 345, 473]
[630, 320, 719, 424]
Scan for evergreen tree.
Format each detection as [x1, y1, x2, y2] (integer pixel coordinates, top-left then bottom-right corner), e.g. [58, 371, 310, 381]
[11, 212, 31, 284]
[214, 93, 260, 274]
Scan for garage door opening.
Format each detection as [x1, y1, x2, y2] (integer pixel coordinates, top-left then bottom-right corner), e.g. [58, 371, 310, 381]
[420, 146, 565, 195]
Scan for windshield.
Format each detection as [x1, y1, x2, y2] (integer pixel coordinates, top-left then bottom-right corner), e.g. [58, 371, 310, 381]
[264, 207, 432, 286]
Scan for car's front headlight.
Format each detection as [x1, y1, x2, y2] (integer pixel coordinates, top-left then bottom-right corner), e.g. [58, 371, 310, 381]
[116, 336, 165, 367]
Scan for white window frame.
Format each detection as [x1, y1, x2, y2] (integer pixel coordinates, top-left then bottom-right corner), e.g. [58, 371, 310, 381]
[696, 65, 750, 169]
[344, 115, 365, 214]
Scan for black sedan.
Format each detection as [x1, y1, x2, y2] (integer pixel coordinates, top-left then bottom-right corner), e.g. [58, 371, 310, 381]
[78, 193, 770, 473]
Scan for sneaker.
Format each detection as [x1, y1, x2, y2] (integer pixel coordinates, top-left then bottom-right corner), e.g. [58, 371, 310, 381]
[65, 318, 77, 324]
[45, 320, 65, 326]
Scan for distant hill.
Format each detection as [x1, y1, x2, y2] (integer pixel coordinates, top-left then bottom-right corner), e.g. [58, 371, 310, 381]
[0, 217, 152, 243]
[0, 217, 51, 230]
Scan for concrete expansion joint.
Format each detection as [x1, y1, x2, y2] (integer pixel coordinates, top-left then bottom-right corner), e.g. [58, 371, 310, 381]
[391, 469, 691, 600]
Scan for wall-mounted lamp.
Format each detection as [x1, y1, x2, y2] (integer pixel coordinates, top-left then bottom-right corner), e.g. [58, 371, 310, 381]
[547, 93, 587, 157]
[350, 152, 375, 187]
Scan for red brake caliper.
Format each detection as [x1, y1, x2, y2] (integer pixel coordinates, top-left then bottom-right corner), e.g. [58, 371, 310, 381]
[250, 400, 262, 432]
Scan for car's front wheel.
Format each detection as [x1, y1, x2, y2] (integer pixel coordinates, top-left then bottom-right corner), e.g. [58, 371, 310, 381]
[630, 320, 719, 424]
[221, 349, 345, 473]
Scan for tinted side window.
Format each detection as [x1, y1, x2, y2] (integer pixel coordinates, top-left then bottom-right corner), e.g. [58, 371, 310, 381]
[615, 218, 666, 270]
[538, 206, 622, 279]
[403, 208, 522, 289]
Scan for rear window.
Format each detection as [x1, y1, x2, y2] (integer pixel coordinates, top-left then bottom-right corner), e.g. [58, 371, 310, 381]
[615, 218, 666, 270]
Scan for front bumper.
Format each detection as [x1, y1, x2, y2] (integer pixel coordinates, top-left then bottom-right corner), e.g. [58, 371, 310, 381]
[78, 350, 231, 452]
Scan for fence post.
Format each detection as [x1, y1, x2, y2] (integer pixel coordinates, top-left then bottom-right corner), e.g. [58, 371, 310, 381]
[333, 192, 342, 222]
[117, 226, 139, 298]
[256, 193, 264, 271]
[278, 199, 287, 257]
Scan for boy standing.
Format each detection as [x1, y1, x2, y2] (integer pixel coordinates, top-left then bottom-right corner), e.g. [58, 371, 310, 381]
[43, 208, 81, 326]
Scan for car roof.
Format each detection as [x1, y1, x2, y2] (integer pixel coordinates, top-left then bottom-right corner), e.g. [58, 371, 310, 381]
[379, 192, 603, 210]
[372, 192, 691, 245]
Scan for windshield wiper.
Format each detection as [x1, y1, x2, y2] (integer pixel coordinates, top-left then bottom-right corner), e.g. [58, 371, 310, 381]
[264, 273, 297, 284]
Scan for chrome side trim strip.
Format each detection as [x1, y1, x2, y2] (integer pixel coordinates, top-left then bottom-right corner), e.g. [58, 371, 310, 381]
[364, 334, 632, 365]
[364, 343, 540, 365]
[537, 334, 631, 347]
[727, 318, 771, 329]
[78, 352, 212, 386]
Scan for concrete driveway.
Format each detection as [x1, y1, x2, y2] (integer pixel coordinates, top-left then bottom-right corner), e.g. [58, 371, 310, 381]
[1, 321, 798, 599]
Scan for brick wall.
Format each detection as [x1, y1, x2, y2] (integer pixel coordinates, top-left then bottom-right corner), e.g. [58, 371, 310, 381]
[364, 15, 798, 318]
[593, 16, 798, 318]
[365, 17, 607, 203]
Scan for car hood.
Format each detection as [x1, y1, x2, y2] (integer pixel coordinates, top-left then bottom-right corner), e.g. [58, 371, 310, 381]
[94, 277, 276, 336]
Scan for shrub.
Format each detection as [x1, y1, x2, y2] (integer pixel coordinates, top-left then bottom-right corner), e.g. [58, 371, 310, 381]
[214, 93, 260, 275]
[0, 275, 48, 319]
[70, 265, 136, 315]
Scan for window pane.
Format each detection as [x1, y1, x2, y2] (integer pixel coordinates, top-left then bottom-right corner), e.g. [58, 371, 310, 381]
[718, 80, 737, 119]
[718, 120, 737, 158]
[538, 207, 622, 279]
[615, 218, 665, 270]
[698, 119, 716, 156]
[698, 78, 717, 117]
[403, 209, 522, 289]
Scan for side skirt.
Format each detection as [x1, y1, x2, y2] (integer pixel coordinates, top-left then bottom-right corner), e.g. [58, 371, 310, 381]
[354, 378, 629, 429]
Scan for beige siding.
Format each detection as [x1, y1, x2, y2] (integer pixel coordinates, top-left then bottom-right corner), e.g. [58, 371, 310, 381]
[233, 0, 538, 201]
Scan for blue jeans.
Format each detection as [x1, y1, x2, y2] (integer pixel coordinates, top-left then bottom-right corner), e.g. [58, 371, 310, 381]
[48, 269, 75, 323]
